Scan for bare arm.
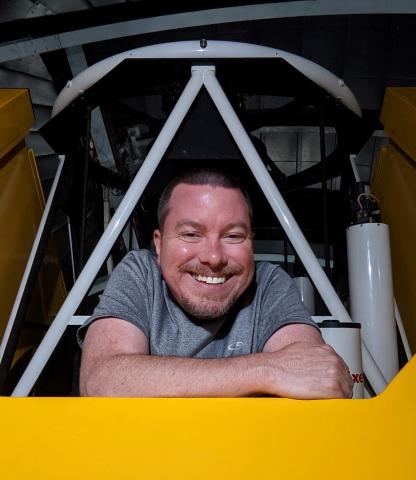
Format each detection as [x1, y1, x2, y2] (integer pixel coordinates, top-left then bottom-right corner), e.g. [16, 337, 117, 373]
[262, 323, 353, 398]
[80, 317, 265, 397]
[80, 318, 352, 398]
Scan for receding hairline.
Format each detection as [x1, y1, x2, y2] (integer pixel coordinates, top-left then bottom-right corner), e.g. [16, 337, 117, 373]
[157, 168, 253, 231]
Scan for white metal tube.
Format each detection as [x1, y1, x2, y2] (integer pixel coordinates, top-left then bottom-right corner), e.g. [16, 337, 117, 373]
[347, 222, 399, 383]
[12, 72, 204, 396]
[395, 301, 412, 361]
[205, 71, 347, 320]
[293, 276, 316, 315]
[203, 70, 387, 393]
[319, 321, 363, 398]
[0, 155, 66, 363]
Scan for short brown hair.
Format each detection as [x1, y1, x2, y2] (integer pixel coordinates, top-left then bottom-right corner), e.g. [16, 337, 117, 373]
[157, 167, 253, 230]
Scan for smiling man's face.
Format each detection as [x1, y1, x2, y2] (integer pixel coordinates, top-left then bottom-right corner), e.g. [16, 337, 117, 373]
[153, 183, 255, 320]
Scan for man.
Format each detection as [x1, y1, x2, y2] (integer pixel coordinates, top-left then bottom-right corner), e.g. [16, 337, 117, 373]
[79, 168, 352, 398]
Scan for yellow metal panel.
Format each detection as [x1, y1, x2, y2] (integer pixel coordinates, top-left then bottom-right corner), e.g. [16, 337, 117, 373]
[372, 144, 416, 353]
[0, 144, 44, 337]
[380, 87, 416, 162]
[0, 89, 34, 158]
[0, 88, 66, 346]
[0, 357, 414, 479]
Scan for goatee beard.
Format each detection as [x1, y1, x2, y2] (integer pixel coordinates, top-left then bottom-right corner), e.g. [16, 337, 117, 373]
[179, 292, 240, 320]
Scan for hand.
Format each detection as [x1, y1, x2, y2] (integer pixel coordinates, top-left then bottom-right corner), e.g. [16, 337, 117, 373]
[260, 342, 353, 399]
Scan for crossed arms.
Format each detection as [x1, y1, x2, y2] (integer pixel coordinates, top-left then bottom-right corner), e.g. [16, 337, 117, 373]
[80, 318, 353, 398]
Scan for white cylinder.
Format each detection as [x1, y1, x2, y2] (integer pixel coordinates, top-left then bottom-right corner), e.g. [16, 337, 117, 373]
[293, 276, 315, 315]
[318, 320, 364, 399]
[347, 222, 398, 383]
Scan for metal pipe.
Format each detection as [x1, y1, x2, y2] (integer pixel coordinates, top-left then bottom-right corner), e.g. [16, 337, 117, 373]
[293, 276, 316, 315]
[347, 222, 399, 383]
[78, 107, 92, 273]
[203, 69, 387, 393]
[204, 70, 346, 319]
[319, 102, 331, 277]
[12, 71, 204, 396]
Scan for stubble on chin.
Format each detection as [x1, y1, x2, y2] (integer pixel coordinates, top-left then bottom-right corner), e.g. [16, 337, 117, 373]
[178, 292, 240, 320]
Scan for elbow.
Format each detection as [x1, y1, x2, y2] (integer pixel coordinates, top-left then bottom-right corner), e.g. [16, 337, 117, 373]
[79, 362, 113, 397]
[79, 372, 102, 397]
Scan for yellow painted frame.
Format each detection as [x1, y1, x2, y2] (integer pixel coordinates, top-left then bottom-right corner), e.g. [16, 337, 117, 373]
[0, 357, 415, 479]
[2, 87, 415, 479]
[0, 89, 66, 353]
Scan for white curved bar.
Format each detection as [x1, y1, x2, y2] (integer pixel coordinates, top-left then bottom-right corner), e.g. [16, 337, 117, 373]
[52, 40, 361, 117]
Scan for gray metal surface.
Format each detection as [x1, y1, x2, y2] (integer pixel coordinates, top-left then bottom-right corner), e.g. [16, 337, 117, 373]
[0, 67, 56, 106]
[26, 131, 54, 156]
[36, 154, 61, 181]
[66, 45, 117, 172]
[2, 1, 416, 62]
[254, 126, 337, 177]
[1, 56, 52, 80]
[32, 104, 52, 130]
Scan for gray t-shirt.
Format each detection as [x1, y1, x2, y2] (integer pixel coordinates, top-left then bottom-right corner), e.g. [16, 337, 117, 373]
[78, 249, 317, 357]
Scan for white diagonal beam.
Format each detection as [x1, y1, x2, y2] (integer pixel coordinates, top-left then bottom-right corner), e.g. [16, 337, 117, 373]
[203, 68, 387, 393]
[12, 70, 204, 396]
[0, 155, 65, 363]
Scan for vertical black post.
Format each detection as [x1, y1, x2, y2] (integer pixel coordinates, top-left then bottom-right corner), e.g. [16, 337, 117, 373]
[78, 107, 92, 273]
[319, 102, 331, 278]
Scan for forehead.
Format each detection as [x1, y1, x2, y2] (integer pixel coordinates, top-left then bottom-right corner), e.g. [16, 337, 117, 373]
[166, 183, 250, 224]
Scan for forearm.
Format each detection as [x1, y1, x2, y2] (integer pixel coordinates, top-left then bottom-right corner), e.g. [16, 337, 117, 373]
[80, 321, 352, 399]
[80, 352, 267, 397]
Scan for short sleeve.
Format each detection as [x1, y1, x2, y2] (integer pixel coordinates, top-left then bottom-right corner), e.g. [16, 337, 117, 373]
[77, 250, 158, 346]
[255, 263, 319, 351]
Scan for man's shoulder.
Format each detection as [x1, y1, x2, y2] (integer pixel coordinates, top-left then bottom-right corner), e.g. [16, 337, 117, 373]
[254, 261, 293, 287]
[255, 261, 283, 277]
[126, 248, 157, 263]
[116, 249, 160, 276]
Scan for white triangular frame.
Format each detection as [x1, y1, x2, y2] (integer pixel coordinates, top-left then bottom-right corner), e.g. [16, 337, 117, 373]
[13, 65, 386, 396]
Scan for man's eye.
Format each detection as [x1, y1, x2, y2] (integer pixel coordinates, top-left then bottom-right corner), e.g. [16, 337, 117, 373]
[179, 232, 202, 242]
[224, 233, 245, 243]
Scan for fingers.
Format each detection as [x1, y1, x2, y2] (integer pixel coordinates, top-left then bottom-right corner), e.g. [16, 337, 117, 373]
[323, 344, 354, 398]
[266, 342, 355, 399]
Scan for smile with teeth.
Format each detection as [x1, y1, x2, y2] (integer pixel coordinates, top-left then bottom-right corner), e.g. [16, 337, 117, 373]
[192, 274, 226, 284]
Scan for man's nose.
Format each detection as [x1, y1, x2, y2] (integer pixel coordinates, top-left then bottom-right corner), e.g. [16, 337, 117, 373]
[198, 238, 228, 270]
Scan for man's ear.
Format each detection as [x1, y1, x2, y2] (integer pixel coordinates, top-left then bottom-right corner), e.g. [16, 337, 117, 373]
[153, 229, 161, 262]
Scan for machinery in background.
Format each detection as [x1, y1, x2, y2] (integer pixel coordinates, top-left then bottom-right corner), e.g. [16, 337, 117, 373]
[0, 40, 415, 480]
[1, 40, 389, 398]
[0, 42, 413, 399]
